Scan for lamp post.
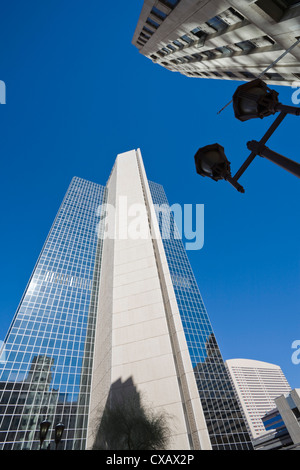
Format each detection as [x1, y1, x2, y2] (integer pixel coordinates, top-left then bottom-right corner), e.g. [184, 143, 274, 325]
[195, 79, 300, 192]
[39, 420, 65, 450]
[39, 419, 51, 450]
[54, 422, 65, 450]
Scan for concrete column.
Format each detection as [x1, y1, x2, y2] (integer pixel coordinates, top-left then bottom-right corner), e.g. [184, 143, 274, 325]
[87, 149, 211, 450]
[275, 394, 300, 445]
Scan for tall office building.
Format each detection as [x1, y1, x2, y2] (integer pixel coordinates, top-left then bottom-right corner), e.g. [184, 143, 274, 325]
[132, 0, 300, 86]
[226, 359, 291, 439]
[0, 150, 252, 450]
[0, 176, 106, 450]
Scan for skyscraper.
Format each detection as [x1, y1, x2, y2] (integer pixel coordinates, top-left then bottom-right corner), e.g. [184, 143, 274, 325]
[0, 177, 106, 450]
[225, 358, 291, 439]
[0, 150, 252, 450]
[132, 0, 300, 86]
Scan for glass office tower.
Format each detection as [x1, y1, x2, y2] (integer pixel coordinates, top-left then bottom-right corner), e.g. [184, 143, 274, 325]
[0, 150, 252, 450]
[0, 177, 105, 449]
[149, 182, 252, 450]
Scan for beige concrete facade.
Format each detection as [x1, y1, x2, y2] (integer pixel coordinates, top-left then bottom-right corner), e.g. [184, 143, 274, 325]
[132, 0, 300, 86]
[275, 389, 300, 445]
[86, 149, 211, 450]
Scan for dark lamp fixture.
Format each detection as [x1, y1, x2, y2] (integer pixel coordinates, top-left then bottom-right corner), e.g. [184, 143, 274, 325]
[194, 143, 245, 192]
[55, 422, 65, 449]
[233, 78, 300, 122]
[194, 143, 231, 181]
[39, 419, 51, 449]
[233, 78, 279, 121]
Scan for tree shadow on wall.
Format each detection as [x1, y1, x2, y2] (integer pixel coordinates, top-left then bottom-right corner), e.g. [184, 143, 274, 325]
[92, 377, 172, 450]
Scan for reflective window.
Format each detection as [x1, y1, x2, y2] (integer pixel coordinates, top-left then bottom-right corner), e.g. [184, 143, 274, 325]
[146, 17, 160, 29]
[236, 40, 256, 52]
[173, 40, 184, 49]
[0, 178, 106, 450]
[151, 7, 167, 20]
[256, 0, 300, 22]
[149, 181, 253, 450]
[160, 0, 181, 7]
[206, 16, 228, 32]
[180, 34, 193, 44]
[216, 46, 233, 56]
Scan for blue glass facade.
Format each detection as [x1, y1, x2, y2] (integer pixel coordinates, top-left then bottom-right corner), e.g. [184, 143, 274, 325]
[262, 412, 285, 431]
[0, 177, 105, 450]
[149, 181, 253, 450]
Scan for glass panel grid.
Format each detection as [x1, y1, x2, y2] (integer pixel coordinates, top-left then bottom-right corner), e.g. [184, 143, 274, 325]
[149, 181, 253, 450]
[0, 177, 105, 450]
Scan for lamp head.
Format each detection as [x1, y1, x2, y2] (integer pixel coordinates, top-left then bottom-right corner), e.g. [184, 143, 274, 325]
[233, 78, 279, 121]
[194, 143, 232, 181]
[39, 420, 51, 444]
[55, 422, 65, 445]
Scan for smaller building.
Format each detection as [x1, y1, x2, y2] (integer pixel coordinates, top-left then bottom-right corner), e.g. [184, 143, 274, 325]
[132, 0, 300, 86]
[225, 359, 291, 439]
[253, 389, 300, 450]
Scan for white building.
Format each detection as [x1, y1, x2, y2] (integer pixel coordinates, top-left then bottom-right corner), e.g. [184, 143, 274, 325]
[225, 358, 291, 439]
[132, 0, 300, 86]
[86, 149, 212, 450]
[86, 149, 253, 450]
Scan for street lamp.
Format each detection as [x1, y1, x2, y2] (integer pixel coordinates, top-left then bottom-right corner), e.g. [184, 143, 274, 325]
[39, 419, 51, 450]
[195, 79, 300, 192]
[54, 422, 65, 450]
[233, 78, 300, 121]
[194, 143, 245, 193]
[194, 143, 230, 180]
[39, 420, 65, 450]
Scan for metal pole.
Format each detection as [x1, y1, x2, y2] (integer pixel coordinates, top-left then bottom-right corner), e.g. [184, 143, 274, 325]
[276, 103, 300, 116]
[225, 175, 245, 193]
[256, 37, 300, 79]
[217, 37, 300, 115]
[247, 141, 300, 178]
[232, 111, 287, 182]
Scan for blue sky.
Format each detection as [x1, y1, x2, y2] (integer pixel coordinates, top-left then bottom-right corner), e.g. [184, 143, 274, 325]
[0, 1, 299, 388]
